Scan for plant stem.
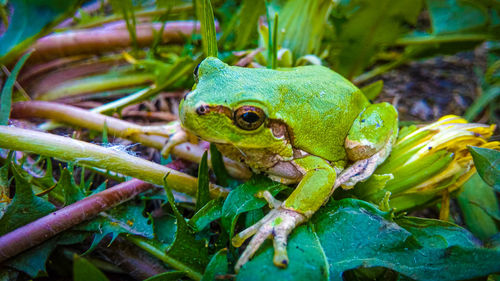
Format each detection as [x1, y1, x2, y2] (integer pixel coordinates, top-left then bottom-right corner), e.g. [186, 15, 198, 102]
[353, 58, 407, 85]
[126, 236, 203, 281]
[0, 179, 154, 263]
[67, 5, 194, 30]
[36, 72, 154, 101]
[30, 21, 207, 63]
[395, 34, 487, 45]
[11, 101, 252, 180]
[0, 125, 229, 197]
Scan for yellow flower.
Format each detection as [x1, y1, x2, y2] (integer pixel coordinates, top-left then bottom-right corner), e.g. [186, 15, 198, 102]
[354, 115, 499, 212]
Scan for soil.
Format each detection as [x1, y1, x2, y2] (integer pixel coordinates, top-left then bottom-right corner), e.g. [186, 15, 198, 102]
[376, 51, 484, 124]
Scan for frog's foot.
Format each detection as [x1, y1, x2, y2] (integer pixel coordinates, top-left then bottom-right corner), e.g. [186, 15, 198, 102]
[123, 122, 181, 138]
[232, 192, 306, 272]
[335, 148, 388, 189]
[160, 129, 188, 158]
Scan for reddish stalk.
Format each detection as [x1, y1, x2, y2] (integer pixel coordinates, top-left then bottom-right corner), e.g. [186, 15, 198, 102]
[29, 21, 218, 63]
[0, 179, 154, 263]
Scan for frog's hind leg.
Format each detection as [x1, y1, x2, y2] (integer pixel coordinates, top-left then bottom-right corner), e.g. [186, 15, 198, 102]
[339, 102, 398, 188]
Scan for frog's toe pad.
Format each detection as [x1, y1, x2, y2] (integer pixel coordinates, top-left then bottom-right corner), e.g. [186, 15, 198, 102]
[233, 208, 306, 272]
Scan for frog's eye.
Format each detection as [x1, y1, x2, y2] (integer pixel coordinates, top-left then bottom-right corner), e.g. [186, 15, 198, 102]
[234, 106, 266, 131]
[193, 62, 201, 83]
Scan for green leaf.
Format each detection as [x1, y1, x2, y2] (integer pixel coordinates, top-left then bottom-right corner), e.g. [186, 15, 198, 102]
[330, 0, 423, 78]
[237, 198, 500, 280]
[209, 143, 231, 187]
[237, 226, 329, 281]
[75, 202, 153, 253]
[464, 85, 500, 121]
[360, 80, 384, 100]
[426, 0, 489, 35]
[0, 51, 31, 125]
[196, 151, 210, 211]
[469, 146, 500, 191]
[0, 165, 55, 236]
[201, 249, 228, 281]
[221, 175, 288, 234]
[234, 0, 265, 50]
[314, 198, 500, 280]
[153, 213, 177, 246]
[0, 0, 82, 64]
[189, 198, 224, 232]
[275, 0, 333, 59]
[54, 168, 86, 205]
[109, 0, 137, 50]
[457, 173, 499, 240]
[144, 271, 186, 281]
[0, 269, 18, 281]
[164, 181, 209, 272]
[196, 0, 218, 57]
[73, 255, 110, 281]
[7, 231, 87, 277]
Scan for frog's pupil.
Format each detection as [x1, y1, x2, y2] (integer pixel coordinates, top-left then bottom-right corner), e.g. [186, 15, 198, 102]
[242, 112, 259, 123]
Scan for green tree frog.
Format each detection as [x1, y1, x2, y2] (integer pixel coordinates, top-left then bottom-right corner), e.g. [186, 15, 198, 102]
[178, 57, 398, 271]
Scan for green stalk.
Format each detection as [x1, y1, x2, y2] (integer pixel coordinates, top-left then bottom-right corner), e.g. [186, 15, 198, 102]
[11, 101, 252, 180]
[395, 34, 488, 45]
[91, 58, 195, 114]
[0, 126, 228, 198]
[37, 72, 154, 101]
[271, 13, 278, 70]
[126, 236, 203, 280]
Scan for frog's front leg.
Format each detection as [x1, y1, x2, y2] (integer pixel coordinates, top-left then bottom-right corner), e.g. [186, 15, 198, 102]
[232, 156, 336, 272]
[339, 102, 398, 188]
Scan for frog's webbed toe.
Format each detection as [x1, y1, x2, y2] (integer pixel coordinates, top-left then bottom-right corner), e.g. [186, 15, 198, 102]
[232, 192, 306, 272]
[160, 129, 188, 157]
[335, 148, 386, 188]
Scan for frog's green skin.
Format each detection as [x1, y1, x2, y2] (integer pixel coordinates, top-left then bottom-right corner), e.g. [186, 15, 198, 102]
[179, 57, 398, 271]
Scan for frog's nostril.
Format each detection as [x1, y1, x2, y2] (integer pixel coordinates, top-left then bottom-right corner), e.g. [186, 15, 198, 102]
[196, 105, 210, 115]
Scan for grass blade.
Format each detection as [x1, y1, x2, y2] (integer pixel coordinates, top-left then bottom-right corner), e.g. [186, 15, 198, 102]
[0, 51, 32, 125]
[196, 0, 217, 57]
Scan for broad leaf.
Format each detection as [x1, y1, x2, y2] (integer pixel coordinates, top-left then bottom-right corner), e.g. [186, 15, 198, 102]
[221, 175, 288, 234]
[426, 0, 489, 35]
[189, 198, 224, 232]
[201, 249, 228, 281]
[237, 199, 500, 280]
[153, 213, 177, 246]
[164, 183, 209, 272]
[0, 0, 82, 64]
[330, 0, 423, 78]
[234, 0, 265, 50]
[73, 255, 110, 281]
[469, 146, 500, 191]
[237, 225, 329, 281]
[75, 202, 153, 253]
[54, 168, 86, 205]
[0, 165, 55, 236]
[6, 231, 87, 277]
[458, 173, 500, 240]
